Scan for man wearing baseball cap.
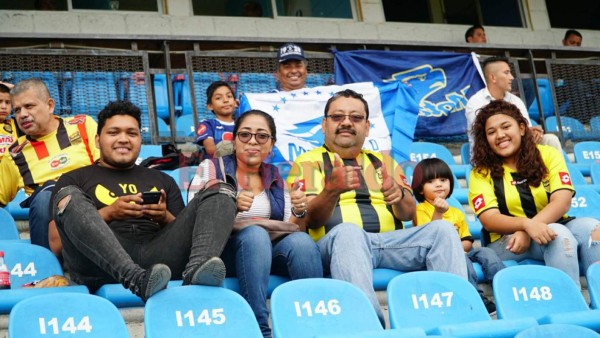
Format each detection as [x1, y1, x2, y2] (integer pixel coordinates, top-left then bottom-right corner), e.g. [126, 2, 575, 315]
[276, 43, 307, 92]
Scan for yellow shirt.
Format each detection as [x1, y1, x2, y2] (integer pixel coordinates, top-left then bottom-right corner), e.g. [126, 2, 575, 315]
[0, 119, 17, 156]
[0, 115, 99, 205]
[468, 145, 574, 243]
[414, 201, 472, 241]
[287, 146, 412, 241]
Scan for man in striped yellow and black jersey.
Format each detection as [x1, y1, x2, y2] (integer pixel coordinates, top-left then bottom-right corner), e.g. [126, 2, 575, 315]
[287, 89, 468, 325]
[0, 78, 99, 249]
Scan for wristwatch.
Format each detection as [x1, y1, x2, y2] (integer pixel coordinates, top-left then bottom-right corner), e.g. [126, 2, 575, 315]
[291, 207, 307, 218]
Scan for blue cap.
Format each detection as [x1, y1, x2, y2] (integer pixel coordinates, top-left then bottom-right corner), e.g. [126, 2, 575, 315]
[277, 43, 305, 63]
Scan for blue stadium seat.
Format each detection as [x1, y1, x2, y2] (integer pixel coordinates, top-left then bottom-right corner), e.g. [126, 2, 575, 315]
[271, 278, 392, 338]
[9, 293, 128, 338]
[493, 265, 600, 331]
[176, 72, 224, 118]
[153, 74, 169, 120]
[590, 116, 600, 134]
[71, 72, 118, 116]
[168, 166, 198, 204]
[591, 163, 600, 187]
[145, 285, 262, 338]
[573, 141, 600, 176]
[95, 280, 182, 308]
[515, 323, 600, 338]
[387, 271, 537, 336]
[528, 79, 555, 123]
[0, 207, 19, 240]
[238, 72, 277, 95]
[0, 241, 89, 313]
[546, 116, 596, 141]
[117, 72, 154, 143]
[156, 117, 171, 138]
[175, 114, 196, 138]
[460, 143, 470, 165]
[5, 189, 30, 220]
[136, 144, 163, 165]
[96, 276, 289, 308]
[568, 185, 600, 219]
[586, 263, 600, 310]
[305, 73, 334, 88]
[372, 268, 404, 291]
[409, 142, 468, 178]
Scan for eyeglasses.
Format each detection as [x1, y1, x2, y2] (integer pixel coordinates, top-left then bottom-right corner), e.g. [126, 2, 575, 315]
[325, 114, 366, 123]
[236, 132, 273, 144]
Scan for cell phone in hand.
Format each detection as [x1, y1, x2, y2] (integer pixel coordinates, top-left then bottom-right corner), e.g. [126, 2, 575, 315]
[141, 191, 161, 204]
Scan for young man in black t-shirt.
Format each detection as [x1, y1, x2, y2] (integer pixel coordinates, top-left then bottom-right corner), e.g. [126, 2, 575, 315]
[50, 101, 237, 301]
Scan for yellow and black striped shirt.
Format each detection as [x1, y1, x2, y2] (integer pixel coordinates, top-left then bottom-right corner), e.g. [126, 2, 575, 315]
[287, 146, 412, 241]
[0, 115, 99, 205]
[468, 145, 575, 244]
[0, 119, 18, 156]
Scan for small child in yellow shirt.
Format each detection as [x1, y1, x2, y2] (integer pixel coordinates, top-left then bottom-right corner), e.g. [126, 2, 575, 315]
[411, 158, 504, 315]
[0, 82, 18, 156]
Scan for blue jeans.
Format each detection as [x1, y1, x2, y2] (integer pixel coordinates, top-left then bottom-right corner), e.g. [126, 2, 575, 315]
[28, 187, 53, 250]
[563, 217, 600, 275]
[53, 183, 236, 292]
[487, 222, 581, 288]
[221, 226, 322, 338]
[317, 221, 468, 324]
[466, 246, 505, 283]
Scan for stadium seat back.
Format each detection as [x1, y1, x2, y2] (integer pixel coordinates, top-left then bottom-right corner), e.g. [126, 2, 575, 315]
[270, 278, 383, 338]
[568, 185, 600, 218]
[387, 271, 489, 332]
[590, 163, 600, 184]
[175, 114, 196, 138]
[590, 116, 600, 133]
[71, 72, 117, 116]
[1, 241, 63, 287]
[566, 163, 587, 185]
[153, 74, 169, 120]
[587, 263, 600, 310]
[9, 293, 128, 338]
[145, 285, 262, 338]
[515, 323, 599, 338]
[460, 143, 470, 165]
[136, 144, 163, 165]
[493, 265, 589, 320]
[238, 72, 277, 95]
[409, 142, 456, 165]
[0, 207, 19, 240]
[5, 189, 29, 220]
[573, 141, 600, 165]
[156, 117, 171, 138]
[527, 79, 554, 122]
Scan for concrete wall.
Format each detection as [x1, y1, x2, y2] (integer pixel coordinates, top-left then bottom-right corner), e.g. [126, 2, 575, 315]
[0, 0, 598, 48]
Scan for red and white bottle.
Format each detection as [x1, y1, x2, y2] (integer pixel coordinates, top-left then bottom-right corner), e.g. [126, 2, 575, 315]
[0, 251, 10, 289]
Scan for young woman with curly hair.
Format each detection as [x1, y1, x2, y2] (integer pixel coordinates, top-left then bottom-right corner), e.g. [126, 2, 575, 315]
[468, 100, 600, 288]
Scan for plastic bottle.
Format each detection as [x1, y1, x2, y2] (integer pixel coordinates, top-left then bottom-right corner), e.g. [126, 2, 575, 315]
[0, 251, 10, 289]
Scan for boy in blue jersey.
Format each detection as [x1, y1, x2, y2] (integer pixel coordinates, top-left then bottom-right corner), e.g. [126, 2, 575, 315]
[195, 81, 237, 158]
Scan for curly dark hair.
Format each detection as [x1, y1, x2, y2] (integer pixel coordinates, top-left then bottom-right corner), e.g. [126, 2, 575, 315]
[471, 100, 547, 187]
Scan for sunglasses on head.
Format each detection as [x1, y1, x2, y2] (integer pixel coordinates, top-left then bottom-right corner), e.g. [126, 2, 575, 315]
[236, 131, 273, 144]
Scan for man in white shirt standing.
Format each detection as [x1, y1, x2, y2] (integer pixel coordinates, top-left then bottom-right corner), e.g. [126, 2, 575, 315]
[465, 56, 562, 152]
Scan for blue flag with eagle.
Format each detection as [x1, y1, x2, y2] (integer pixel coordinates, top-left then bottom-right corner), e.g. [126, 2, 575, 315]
[238, 81, 419, 175]
[334, 50, 485, 138]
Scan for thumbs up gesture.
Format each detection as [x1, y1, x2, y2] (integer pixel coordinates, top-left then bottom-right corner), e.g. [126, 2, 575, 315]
[290, 177, 307, 215]
[325, 153, 361, 194]
[237, 190, 254, 212]
[380, 163, 402, 205]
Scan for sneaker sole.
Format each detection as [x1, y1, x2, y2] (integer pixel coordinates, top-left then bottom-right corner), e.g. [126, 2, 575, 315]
[145, 265, 171, 300]
[190, 257, 226, 286]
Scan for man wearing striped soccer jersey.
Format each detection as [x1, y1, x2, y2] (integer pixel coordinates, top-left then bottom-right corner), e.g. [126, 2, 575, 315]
[0, 78, 99, 249]
[287, 89, 468, 327]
